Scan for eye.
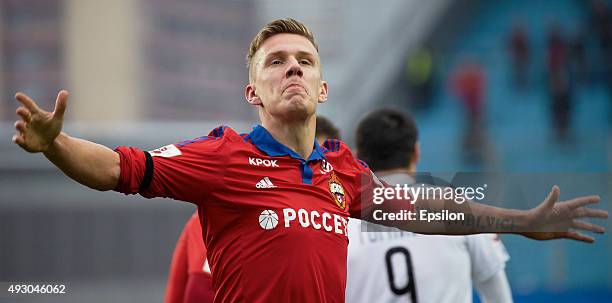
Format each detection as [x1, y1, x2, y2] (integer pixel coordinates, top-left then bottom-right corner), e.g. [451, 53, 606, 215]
[300, 59, 311, 65]
[271, 59, 283, 65]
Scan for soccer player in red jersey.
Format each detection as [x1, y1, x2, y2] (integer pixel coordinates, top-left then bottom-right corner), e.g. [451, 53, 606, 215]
[165, 116, 340, 303]
[165, 211, 213, 303]
[164, 115, 340, 303]
[12, 18, 608, 302]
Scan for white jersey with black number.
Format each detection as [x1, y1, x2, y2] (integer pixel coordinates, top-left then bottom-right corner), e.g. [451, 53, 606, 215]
[345, 173, 510, 303]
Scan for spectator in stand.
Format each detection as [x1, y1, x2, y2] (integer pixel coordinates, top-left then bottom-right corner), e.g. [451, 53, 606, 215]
[450, 57, 488, 165]
[507, 22, 530, 88]
[406, 48, 435, 110]
[546, 23, 573, 142]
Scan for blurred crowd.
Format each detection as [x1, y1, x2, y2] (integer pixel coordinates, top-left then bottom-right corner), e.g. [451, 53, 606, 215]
[402, 0, 612, 168]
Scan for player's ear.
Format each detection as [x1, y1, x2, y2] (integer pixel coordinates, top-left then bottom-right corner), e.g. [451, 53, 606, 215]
[318, 80, 328, 104]
[412, 142, 420, 166]
[245, 84, 262, 106]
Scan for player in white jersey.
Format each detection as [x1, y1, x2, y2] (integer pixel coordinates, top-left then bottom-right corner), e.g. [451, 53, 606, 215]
[346, 108, 513, 303]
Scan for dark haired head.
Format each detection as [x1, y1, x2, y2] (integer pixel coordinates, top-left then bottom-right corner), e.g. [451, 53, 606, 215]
[356, 108, 418, 172]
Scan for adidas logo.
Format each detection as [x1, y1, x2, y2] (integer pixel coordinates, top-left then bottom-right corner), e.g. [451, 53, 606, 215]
[256, 177, 277, 189]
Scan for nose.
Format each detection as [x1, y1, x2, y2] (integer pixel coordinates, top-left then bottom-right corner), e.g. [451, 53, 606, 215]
[285, 59, 303, 78]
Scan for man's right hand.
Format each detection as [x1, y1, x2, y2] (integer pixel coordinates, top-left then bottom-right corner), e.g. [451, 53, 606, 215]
[13, 90, 68, 153]
[12, 89, 120, 191]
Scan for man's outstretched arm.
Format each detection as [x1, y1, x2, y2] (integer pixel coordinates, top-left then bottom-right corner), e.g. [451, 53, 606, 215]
[13, 90, 120, 191]
[413, 186, 607, 242]
[356, 172, 608, 243]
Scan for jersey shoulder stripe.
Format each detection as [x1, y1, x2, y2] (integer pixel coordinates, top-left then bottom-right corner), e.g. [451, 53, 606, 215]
[323, 139, 342, 152]
[210, 125, 226, 138]
[357, 159, 369, 169]
[175, 125, 233, 147]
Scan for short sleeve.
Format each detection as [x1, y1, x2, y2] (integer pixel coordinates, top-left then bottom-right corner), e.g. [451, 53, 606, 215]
[114, 126, 230, 204]
[467, 234, 510, 283]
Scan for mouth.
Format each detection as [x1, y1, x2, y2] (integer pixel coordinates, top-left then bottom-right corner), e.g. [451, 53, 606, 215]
[283, 83, 306, 94]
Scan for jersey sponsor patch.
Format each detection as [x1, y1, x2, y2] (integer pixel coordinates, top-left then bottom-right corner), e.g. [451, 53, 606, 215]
[320, 159, 334, 174]
[282, 208, 348, 236]
[256, 177, 277, 189]
[149, 144, 182, 158]
[257, 208, 348, 235]
[328, 172, 346, 210]
[249, 157, 280, 167]
[259, 210, 279, 230]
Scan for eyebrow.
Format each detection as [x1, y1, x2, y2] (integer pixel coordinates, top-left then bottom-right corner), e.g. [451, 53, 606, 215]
[265, 50, 317, 62]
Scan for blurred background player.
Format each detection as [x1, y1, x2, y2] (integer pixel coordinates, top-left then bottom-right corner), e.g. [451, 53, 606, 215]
[346, 108, 513, 303]
[315, 116, 341, 145]
[165, 211, 213, 303]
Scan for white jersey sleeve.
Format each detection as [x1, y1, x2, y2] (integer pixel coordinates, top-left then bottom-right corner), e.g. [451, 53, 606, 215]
[474, 269, 513, 303]
[466, 234, 510, 284]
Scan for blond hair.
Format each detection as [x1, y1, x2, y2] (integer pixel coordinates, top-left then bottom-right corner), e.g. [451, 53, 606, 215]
[246, 18, 319, 81]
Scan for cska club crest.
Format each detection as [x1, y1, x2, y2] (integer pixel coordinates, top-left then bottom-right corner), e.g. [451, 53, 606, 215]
[328, 172, 346, 210]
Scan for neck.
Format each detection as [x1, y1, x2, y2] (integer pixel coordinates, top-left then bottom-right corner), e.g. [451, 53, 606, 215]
[261, 115, 316, 160]
[375, 165, 416, 177]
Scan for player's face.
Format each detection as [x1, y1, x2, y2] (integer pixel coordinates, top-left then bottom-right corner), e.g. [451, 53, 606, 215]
[246, 33, 328, 121]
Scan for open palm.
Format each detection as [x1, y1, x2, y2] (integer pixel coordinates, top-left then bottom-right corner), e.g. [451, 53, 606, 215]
[13, 90, 68, 153]
[522, 186, 608, 243]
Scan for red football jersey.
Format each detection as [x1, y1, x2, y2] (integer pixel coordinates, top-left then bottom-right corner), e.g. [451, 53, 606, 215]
[115, 125, 379, 303]
[165, 211, 213, 303]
